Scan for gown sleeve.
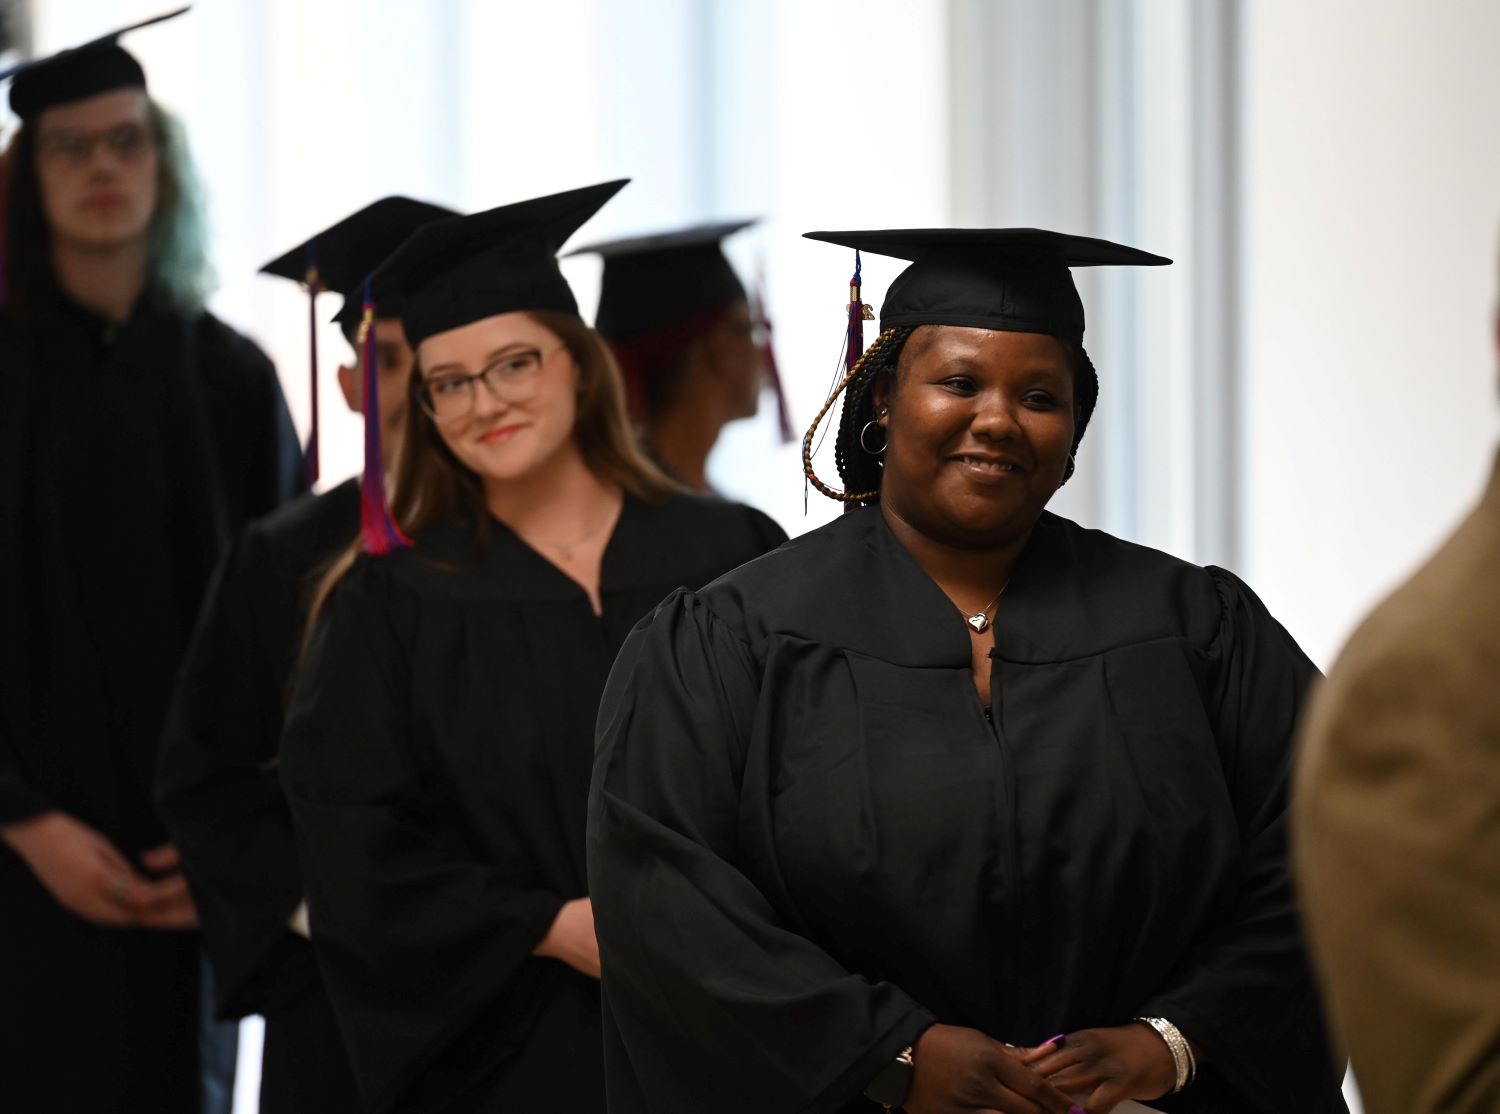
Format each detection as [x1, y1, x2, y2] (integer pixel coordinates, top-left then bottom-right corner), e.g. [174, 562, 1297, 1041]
[0, 352, 52, 827]
[0, 731, 50, 825]
[204, 319, 305, 517]
[1139, 568, 1345, 1112]
[281, 562, 568, 1114]
[155, 526, 312, 1017]
[588, 589, 935, 1114]
[246, 344, 307, 514]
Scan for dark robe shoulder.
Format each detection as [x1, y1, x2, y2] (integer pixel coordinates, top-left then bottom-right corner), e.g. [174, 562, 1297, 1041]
[157, 478, 361, 1018]
[698, 507, 1225, 661]
[590, 506, 1345, 1114]
[0, 295, 302, 1112]
[282, 491, 783, 1114]
[0, 296, 302, 840]
[192, 311, 306, 525]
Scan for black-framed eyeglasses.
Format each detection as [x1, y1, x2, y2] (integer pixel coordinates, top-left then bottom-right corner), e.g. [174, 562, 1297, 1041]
[37, 122, 156, 168]
[417, 341, 568, 422]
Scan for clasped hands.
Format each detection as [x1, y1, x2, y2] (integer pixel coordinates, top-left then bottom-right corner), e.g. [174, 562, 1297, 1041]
[0, 811, 199, 929]
[901, 1021, 1179, 1114]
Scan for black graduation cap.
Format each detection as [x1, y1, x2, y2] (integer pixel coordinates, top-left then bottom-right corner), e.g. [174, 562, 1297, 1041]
[567, 219, 755, 339]
[2, 7, 188, 122]
[801, 228, 1171, 343]
[370, 179, 628, 350]
[258, 197, 458, 487]
[259, 196, 460, 340]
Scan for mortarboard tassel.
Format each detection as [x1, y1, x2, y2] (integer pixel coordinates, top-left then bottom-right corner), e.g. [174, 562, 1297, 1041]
[838, 252, 874, 512]
[752, 268, 794, 444]
[801, 250, 881, 512]
[846, 250, 868, 378]
[302, 246, 322, 487]
[358, 277, 411, 555]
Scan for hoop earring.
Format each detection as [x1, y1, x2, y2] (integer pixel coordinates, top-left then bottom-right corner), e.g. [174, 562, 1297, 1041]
[859, 420, 888, 456]
[1061, 453, 1077, 484]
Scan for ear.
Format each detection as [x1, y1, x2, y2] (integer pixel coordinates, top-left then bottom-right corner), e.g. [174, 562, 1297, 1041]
[869, 371, 892, 425]
[336, 362, 362, 415]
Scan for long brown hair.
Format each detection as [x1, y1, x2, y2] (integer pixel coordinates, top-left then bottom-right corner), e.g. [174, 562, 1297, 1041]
[306, 309, 679, 636]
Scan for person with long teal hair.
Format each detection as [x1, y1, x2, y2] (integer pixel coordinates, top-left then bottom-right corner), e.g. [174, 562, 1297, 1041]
[0, 15, 302, 1113]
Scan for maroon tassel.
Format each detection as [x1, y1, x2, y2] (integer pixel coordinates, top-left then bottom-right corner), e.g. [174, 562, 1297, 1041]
[357, 280, 411, 555]
[846, 250, 866, 376]
[303, 257, 322, 487]
[840, 251, 871, 513]
[752, 270, 794, 443]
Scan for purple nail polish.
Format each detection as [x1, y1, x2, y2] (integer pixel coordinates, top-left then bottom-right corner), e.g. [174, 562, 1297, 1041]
[1070, 1106, 1088, 1114]
[1045, 1032, 1067, 1047]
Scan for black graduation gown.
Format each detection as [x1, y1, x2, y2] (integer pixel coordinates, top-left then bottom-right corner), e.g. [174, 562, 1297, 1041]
[156, 477, 363, 1112]
[281, 492, 786, 1114]
[0, 296, 303, 1113]
[588, 506, 1349, 1114]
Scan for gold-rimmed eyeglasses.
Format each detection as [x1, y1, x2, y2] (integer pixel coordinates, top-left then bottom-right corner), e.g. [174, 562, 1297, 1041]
[417, 340, 569, 422]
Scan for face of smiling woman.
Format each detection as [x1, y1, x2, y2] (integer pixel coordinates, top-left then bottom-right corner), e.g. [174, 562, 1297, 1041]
[872, 325, 1076, 550]
[417, 311, 583, 487]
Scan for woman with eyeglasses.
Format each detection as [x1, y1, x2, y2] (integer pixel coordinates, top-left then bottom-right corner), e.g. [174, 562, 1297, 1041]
[279, 181, 786, 1114]
[0, 17, 301, 1114]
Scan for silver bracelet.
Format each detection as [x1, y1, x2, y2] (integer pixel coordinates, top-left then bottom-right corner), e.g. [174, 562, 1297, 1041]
[1133, 1016, 1196, 1092]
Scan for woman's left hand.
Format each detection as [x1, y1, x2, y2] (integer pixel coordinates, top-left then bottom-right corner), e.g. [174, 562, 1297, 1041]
[1019, 1024, 1177, 1113]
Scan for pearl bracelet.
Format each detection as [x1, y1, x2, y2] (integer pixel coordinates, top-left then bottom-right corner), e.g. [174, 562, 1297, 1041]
[1133, 1016, 1196, 1092]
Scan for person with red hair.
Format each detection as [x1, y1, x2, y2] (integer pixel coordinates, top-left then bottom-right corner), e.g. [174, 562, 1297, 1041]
[572, 220, 788, 492]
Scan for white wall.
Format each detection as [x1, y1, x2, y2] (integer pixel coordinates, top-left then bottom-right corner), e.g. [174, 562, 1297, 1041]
[1239, 0, 1500, 667]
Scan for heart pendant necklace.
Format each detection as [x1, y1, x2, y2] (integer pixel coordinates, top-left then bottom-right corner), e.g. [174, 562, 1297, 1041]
[960, 583, 1009, 634]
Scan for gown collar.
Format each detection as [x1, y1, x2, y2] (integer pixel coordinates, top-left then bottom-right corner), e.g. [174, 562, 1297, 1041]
[742, 505, 1123, 669]
[409, 491, 673, 600]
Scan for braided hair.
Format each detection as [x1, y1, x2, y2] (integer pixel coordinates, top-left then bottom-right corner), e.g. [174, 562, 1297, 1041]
[811, 327, 1102, 506]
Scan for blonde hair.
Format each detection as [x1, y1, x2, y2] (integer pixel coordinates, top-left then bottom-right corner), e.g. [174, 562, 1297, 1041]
[306, 310, 678, 638]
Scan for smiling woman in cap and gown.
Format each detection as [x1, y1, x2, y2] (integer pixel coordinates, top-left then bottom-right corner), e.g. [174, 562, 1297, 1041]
[588, 228, 1348, 1114]
[155, 196, 457, 1113]
[278, 180, 786, 1114]
[0, 12, 303, 1113]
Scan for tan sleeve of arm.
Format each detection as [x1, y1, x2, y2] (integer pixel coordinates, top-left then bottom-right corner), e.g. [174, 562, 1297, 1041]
[1294, 646, 1500, 1114]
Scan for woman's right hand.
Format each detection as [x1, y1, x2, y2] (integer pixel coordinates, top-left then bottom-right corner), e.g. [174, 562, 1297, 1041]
[903, 1024, 1081, 1114]
[534, 897, 601, 979]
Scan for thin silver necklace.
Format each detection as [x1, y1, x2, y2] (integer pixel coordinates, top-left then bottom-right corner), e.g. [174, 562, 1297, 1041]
[538, 508, 616, 562]
[957, 582, 1009, 634]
